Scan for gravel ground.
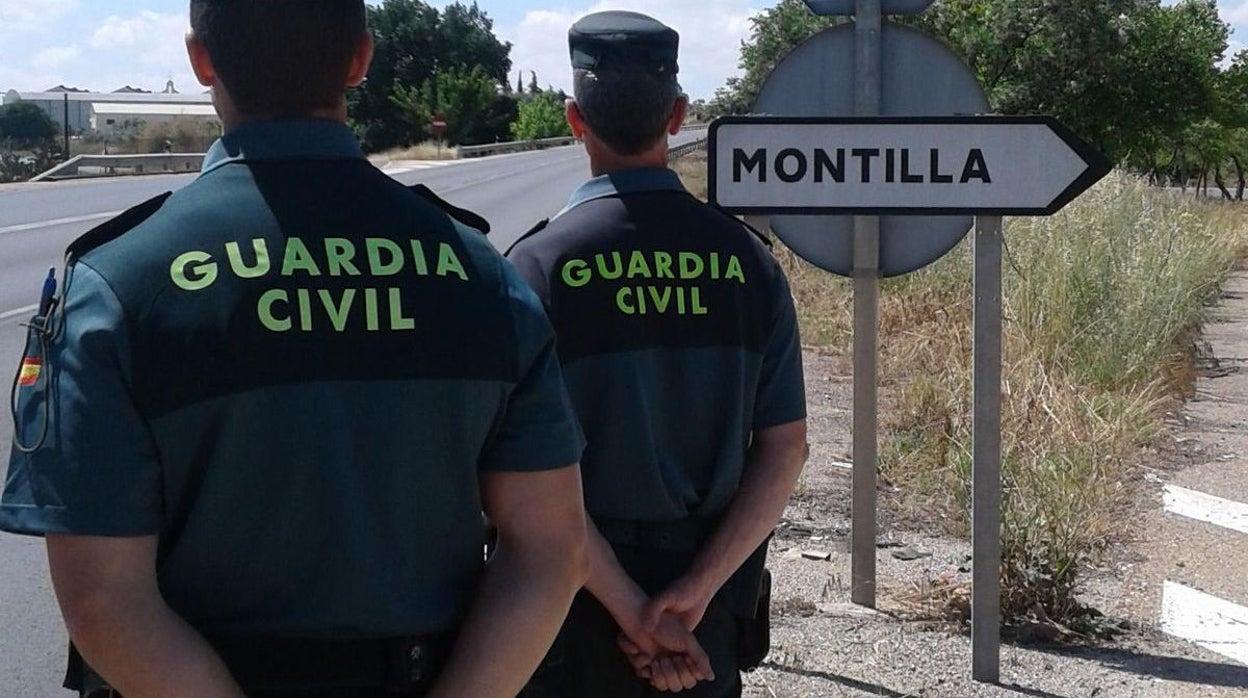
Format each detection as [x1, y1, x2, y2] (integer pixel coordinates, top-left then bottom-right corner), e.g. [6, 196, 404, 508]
[746, 351, 1248, 698]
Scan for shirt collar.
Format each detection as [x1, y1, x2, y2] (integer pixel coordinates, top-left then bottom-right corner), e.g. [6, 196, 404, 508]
[557, 167, 688, 218]
[201, 119, 365, 175]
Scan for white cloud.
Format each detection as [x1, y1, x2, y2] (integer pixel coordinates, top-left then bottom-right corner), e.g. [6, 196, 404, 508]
[31, 46, 80, 70]
[1224, 0, 1248, 26]
[503, 1, 759, 100]
[0, 0, 77, 33]
[90, 11, 190, 71]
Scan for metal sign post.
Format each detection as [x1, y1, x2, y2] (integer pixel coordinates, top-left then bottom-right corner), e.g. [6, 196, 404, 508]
[851, 0, 882, 610]
[714, 1, 1112, 684]
[972, 215, 1004, 683]
[431, 115, 448, 157]
[805, 0, 934, 14]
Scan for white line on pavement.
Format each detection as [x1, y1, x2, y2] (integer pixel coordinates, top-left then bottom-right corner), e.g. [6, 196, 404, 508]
[0, 211, 122, 236]
[1164, 485, 1248, 536]
[1162, 581, 1248, 666]
[0, 304, 38, 322]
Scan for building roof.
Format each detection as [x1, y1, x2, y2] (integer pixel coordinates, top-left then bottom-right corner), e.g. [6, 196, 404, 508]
[91, 102, 218, 118]
[6, 90, 211, 105]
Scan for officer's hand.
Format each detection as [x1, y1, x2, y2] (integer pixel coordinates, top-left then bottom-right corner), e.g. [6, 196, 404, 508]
[617, 613, 713, 691]
[643, 576, 714, 635]
[649, 655, 702, 692]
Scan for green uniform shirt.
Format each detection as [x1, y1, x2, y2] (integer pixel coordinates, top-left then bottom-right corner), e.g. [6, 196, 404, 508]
[507, 168, 806, 522]
[2, 119, 585, 639]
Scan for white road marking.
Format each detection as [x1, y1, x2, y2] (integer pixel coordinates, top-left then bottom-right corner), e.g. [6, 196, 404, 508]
[1164, 485, 1248, 536]
[0, 304, 39, 322]
[0, 211, 122, 236]
[377, 160, 455, 176]
[1162, 581, 1248, 666]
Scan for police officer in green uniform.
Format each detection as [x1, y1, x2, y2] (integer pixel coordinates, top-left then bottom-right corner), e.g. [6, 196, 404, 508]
[2, 2, 589, 696]
[507, 11, 809, 698]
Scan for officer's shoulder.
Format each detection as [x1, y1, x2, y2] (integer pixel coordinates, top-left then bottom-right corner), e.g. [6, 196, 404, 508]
[405, 183, 491, 235]
[699, 199, 773, 250]
[503, 218, 549, 257]
[67, 192, 173, 260]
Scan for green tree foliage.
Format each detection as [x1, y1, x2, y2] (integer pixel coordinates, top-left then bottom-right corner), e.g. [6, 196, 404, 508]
[1216, 51, 1248, 198]
[510, 91, 572, 141]
[0, 102, 63, 182]
[0, 102, 58, 149]
[350, 0, 513, 151]
[392, 66, 515, 146]
[912, 0, 1227, 165]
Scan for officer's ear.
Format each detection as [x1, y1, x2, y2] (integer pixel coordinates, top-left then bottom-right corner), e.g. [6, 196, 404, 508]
[346, 31, 375, 89]
[667, 94, 689, 136]
[566, 99, 589, 140]
[186, 33, 216, 88]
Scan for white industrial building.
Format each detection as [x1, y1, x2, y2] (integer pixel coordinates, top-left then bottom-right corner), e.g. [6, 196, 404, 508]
[2, 83, 214, 135]
[89, 102, 220, 135]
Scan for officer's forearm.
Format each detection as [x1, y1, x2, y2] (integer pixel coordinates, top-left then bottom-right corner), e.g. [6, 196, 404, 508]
[584, 516, 651, 637]
[429, 535, 588, 698]
[684, 420, 809, 600]
[433, 464, 588, 697]
[46, 535, 244, 698]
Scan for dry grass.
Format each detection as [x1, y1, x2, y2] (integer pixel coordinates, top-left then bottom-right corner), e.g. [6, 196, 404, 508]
[371, 141, 459, 162]
[675, 157, 1248, 635]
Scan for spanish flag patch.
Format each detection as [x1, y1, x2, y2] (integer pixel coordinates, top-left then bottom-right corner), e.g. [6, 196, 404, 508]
[18, 358, 42, 387]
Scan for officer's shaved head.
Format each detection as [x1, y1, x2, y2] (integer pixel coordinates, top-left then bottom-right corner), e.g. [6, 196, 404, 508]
[190, 0, 367, 117]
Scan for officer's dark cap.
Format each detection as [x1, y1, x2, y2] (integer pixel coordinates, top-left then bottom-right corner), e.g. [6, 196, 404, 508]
[569, 11, 679, 76]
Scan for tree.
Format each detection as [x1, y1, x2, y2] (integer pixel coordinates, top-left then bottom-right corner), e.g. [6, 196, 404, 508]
[1217, 50, 1248, 198]
[392, 66, 512, 146]
[528, 71, 540, 96]
[0, 102, 58, 149]
[349, 0, 513, 151]
[0, 102, 63, 183]
[909, 0, 1228, 164]
[510, 91, 571, 141]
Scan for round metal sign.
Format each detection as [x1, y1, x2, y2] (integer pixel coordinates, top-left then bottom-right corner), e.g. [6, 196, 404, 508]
[803, 0, 935, 15]
[753, 22, 989, 277]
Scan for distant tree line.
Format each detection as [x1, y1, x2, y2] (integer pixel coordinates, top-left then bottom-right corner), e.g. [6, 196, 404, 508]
[706, 0, 1247, 199]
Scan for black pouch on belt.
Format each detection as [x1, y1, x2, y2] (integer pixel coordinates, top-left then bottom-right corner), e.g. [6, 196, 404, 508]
[735, 568, 771, 672]
[732, 541, 772, 672]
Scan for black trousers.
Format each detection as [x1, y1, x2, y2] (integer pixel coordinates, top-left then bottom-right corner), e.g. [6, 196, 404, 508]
[523, 589, 743, 698]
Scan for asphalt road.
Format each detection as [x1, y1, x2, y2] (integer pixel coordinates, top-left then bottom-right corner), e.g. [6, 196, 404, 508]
[0, 132, 701, 694]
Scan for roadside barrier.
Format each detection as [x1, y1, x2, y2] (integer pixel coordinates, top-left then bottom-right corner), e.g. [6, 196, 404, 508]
[31, 153, 205, 182]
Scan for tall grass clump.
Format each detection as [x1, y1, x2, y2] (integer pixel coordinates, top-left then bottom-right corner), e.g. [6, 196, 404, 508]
[875, 173, 1248, 636]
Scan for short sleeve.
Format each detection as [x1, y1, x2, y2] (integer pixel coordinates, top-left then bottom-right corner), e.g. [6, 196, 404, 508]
[753, 266, 807, 430]
[480, 263, 585, 472]
[0, 262, 163, 537]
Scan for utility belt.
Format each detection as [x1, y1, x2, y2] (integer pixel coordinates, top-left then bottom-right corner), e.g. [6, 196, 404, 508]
[66, 633, 454, 697]
[594, 515, 773, 672]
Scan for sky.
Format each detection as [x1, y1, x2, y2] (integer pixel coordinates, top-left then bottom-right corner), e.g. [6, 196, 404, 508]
[0, 0, 1245, 102]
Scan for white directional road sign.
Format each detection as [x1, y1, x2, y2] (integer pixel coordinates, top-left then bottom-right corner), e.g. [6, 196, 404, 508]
[710, 116, 1112, 216]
